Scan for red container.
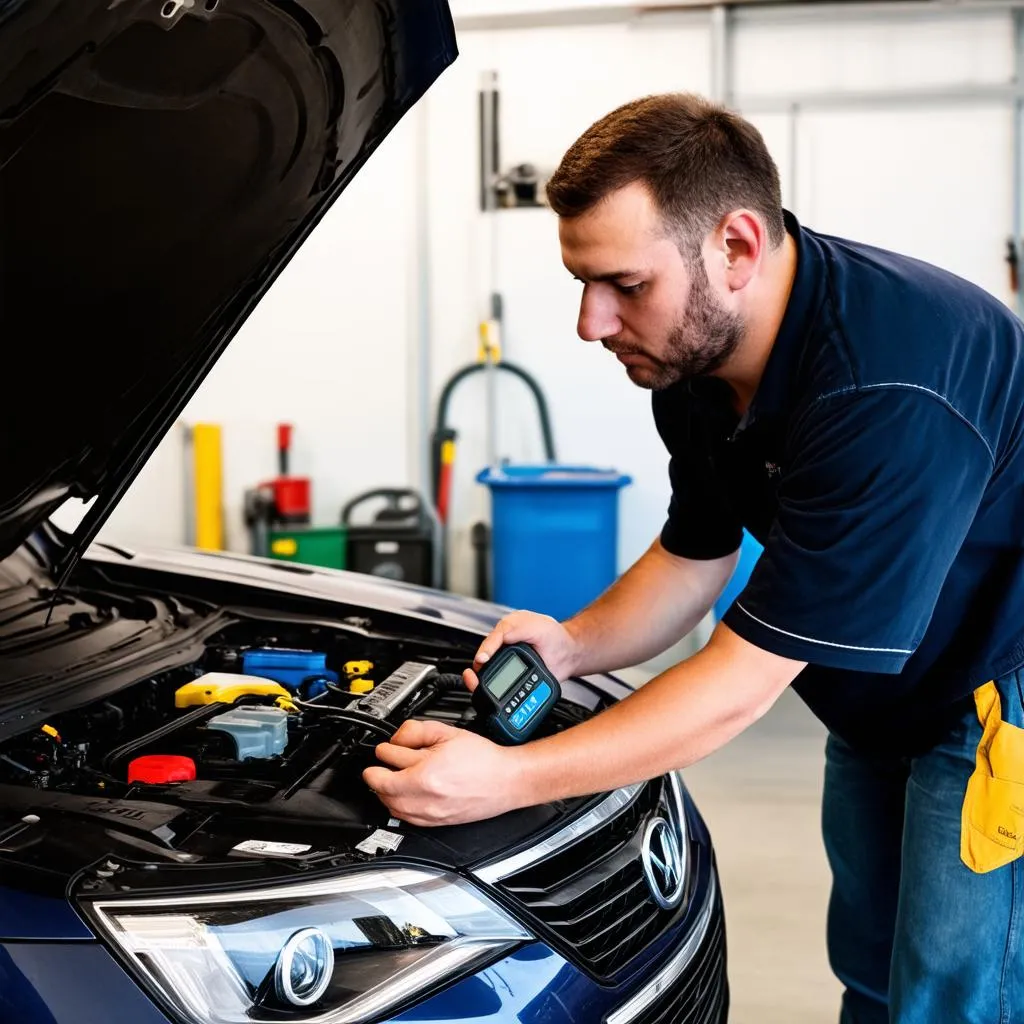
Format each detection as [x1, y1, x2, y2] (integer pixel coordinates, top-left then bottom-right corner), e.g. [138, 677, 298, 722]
[128, 755, 196, 785]
[268, 477, 311, 521]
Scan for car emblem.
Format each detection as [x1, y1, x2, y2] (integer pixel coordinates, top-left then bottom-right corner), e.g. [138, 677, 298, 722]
[641, 817, 685, 910]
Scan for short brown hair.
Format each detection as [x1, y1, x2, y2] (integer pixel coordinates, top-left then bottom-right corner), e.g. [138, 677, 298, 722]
[547, 93, 785, 253]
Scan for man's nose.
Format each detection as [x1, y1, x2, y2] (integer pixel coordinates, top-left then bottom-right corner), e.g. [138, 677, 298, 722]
[577, 287, 620, 342]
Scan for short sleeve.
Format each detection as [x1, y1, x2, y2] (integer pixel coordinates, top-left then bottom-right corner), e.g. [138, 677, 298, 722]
[722, 388, 993, 673]
[653, 389, 743, 560]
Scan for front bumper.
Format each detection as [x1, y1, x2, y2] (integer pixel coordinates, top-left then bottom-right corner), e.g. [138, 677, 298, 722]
[0, 865, 724, 1024]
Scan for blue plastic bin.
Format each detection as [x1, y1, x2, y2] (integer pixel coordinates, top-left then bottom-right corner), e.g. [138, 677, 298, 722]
[478, 465, 632, 622]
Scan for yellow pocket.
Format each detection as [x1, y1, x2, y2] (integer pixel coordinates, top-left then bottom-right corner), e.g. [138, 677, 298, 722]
[960, 681, 1024, 874]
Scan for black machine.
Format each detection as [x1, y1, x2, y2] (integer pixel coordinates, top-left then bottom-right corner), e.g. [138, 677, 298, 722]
[472, 642, 561, 744]
[342, 488, 439, 588]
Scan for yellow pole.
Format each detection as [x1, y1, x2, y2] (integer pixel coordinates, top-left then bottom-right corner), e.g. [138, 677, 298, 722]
[193, 424, 223, 551]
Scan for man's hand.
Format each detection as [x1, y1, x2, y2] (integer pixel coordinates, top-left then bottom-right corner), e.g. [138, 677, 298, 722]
[363, 720, 523, 826]
[463, 611, 581, 692]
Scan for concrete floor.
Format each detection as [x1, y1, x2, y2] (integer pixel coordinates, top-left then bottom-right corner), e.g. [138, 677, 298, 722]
[683, 688, 842, 1024]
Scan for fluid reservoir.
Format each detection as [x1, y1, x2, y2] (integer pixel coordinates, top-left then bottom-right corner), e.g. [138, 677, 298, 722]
[175, 673, 291, 708]
[207, 706, 289, 760]
[241, 649, 338, 691]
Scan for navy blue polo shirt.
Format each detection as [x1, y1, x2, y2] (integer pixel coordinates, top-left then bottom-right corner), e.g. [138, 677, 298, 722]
[654, 212, 1024, 755]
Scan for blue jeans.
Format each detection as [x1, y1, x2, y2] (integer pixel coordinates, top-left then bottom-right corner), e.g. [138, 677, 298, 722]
[822, 671, 1024, 1024]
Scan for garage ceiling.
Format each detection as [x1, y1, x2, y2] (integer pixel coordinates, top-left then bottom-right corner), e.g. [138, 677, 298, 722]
[452, 0, 1018, 32]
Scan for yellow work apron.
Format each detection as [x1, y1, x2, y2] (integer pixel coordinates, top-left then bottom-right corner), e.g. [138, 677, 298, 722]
[960, 680, 1024, 873]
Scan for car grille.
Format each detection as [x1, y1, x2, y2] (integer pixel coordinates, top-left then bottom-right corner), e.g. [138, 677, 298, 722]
[612, 886, 727, 1024]
[476, 777, 691, 980]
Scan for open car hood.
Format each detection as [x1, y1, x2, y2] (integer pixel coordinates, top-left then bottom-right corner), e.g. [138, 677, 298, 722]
[0, 0, 456, 573]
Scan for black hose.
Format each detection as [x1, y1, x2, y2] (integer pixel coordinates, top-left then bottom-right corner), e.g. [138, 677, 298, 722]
[431, 361, 557, 501]
[325, 682, 365, 701]
[435, 672, 468, 693]
[306, 710, 397, 741]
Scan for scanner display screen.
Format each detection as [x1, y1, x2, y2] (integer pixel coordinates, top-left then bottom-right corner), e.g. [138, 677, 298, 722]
[485, 653, 527, 700]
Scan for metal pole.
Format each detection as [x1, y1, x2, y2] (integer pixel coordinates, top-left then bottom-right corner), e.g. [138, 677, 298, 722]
[479, 70, 500, 468]
[181, 422, 195, 547]
[413, 101, 432, 495]
[1014, 9, 1024, 315]
[788, 102, 800, 214]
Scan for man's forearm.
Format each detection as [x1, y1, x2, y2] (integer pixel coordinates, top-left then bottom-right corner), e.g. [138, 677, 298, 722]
[511, 623, 805, 805]
[563, 540, 738, 677]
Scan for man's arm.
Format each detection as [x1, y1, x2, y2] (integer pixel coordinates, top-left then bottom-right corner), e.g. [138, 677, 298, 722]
[363, 623, 805, 825]
[566, 539, 738, 675]
[512, 623, 803, 803]
[473, 538, 739, 681]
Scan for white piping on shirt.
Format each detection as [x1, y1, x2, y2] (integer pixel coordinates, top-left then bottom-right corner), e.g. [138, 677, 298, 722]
[813, 382, 996, 465]
[733, 602, 914, 656]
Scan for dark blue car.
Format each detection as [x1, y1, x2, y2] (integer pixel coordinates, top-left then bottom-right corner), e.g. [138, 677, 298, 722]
[0, 1, 727, 1021]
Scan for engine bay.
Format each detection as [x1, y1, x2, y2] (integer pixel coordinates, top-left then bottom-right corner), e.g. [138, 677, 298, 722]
[0, 617, 594, 826]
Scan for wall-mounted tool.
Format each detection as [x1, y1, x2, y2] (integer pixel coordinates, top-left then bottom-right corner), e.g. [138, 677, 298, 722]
[478, 72, 549, 210]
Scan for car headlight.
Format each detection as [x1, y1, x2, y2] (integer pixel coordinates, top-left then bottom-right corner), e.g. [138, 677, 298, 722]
[84, 866, 531, 1024]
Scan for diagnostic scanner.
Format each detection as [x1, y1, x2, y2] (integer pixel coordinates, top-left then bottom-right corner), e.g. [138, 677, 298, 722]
[471, 642, 560, 744]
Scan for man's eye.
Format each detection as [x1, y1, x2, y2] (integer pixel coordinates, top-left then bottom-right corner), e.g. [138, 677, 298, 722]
[616, 282, 645, 296]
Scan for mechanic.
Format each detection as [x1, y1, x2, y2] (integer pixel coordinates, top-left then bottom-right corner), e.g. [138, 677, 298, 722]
[364, 93, 1024, 1023]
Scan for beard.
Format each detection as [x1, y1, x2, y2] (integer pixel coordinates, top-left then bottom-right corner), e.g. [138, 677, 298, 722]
[604, 264, 744, 391]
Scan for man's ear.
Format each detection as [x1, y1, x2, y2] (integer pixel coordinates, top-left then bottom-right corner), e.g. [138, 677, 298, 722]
[719, 210, 766, 292]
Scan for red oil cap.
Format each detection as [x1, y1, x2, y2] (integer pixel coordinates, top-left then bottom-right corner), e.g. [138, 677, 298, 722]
[128, 755, 196, 785]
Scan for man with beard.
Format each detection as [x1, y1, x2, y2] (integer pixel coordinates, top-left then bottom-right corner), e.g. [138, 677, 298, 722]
[365, 94, 1024, 1023]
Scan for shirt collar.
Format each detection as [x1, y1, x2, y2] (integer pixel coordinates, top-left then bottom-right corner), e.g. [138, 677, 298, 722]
[743, 210, 827, 425]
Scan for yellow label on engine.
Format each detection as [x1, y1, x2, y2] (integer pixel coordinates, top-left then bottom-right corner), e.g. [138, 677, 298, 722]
[175, 673, 291, 708]
[348, 678, 375, 695]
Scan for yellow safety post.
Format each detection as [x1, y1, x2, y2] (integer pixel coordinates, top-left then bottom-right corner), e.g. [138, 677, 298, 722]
[193, 423, 224, 551]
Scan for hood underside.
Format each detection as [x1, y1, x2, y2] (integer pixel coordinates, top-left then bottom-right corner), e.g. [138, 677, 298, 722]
[0, 0, 456, 564]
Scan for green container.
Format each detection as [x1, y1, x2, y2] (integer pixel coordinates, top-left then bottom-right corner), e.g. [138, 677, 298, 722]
[267, 525, 347, 570]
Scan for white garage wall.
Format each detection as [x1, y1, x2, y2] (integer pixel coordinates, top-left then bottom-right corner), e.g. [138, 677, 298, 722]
[100, 116, 420, 552]
[98, 4, 1020, 600]
[431, 5, 1020, 594]
[732, 8, 1014, 97]
[790, 105, 1013, 301]
[423, 16, 715, 594]
[734, 6, 1016, 304]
